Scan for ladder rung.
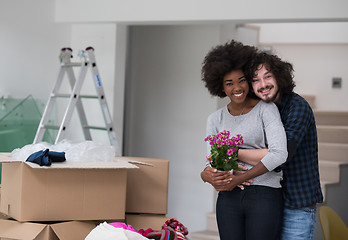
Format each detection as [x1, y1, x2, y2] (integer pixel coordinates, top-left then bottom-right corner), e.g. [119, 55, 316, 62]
[61, 62, 85, 67]
[52, 93, 71, 98]
[52, 93, 98, 99]
[43, 125, 60, 130]
[84, 126, 108, 131]
[80, 95, 99, 99]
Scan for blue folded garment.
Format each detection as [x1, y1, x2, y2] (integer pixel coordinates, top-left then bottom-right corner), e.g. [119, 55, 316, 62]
[47, 150, 66, 163]
[26, 149, 66, 166]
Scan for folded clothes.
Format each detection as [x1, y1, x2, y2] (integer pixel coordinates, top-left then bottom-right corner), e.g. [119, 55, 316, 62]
[26, 149, 66, 166]
[142, 226, 177, 240]
[163, 218, 189, 240]
[138, 218, 189, 240]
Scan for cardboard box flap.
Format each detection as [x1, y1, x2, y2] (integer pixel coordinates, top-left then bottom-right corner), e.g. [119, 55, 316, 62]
[126, 157, 169, 214]
[118, 157, 153, 167]
[0, 153, 138, 169]
[50, 221, 96, 240]
[25, 161, 138, 169]
[0, 219, 46, 240]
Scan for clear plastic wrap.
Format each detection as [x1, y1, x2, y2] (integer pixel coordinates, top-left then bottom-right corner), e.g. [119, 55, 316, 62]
[11, 139, 116, 162]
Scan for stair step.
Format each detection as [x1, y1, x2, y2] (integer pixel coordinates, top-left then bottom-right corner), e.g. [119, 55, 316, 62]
[317, 126, 348, 144]
[314, 111, 348, 126]
[320, 179, 339, 202]
[206, 212, 218, 232]
[190, 230, 220, 240]
[318, 143, 348, 163]
[319, 160, 343, 182]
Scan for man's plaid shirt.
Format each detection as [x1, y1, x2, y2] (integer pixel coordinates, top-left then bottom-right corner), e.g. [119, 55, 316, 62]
[277, 92, 323, 208]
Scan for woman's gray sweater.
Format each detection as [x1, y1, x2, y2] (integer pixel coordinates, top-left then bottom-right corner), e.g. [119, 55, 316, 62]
[206, 100, 288, 188]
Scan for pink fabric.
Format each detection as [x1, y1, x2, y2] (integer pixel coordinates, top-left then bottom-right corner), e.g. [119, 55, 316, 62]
[108, 222, 138, 233]
[138, 228, 154, 236]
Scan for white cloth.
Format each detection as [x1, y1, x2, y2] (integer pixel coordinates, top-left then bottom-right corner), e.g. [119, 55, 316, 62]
[85, 222, 149, 240]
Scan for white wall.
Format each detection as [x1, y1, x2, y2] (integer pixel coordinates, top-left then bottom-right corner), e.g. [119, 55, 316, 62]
[0, 0, 71, 100]
[64, 24, 125, 153]
[0, 0, 126, 151]
[269, 44, 348, 111]
[256, 23, 348, 110]
[55, 0, 348, 23]
[124, 25, 220, 233]
[256, 22, 348, 44]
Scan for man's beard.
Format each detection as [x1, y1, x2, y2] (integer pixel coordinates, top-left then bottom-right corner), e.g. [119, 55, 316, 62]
[258, 86, 279, 103]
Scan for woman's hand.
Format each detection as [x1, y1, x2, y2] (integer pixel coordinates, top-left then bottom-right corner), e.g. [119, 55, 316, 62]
[201, 167, 232, 190]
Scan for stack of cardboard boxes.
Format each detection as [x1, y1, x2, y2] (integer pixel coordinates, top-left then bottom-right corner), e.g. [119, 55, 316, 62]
[0, 153, 171, 239]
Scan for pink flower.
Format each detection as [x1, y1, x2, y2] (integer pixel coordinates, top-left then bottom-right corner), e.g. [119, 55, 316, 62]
[204, 131, 243, 171]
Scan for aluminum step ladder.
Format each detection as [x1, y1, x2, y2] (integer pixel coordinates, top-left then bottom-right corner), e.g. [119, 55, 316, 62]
[33, 47, 118, 150]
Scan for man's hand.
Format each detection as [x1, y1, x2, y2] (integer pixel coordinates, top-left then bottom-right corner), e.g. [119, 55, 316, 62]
[221, 162, 269, 191]
[234, 164, 253, 189]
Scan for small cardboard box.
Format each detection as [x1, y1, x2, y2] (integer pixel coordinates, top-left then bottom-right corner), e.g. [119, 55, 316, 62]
[125, 213, 171, 231]
[0, 153, 138, 222]
[0, 219, 96, 240]
[125, 157, 169, 214]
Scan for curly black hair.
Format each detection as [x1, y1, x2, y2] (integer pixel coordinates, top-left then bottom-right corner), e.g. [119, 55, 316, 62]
[246, 51, 296, 95]
[201, 40, 258, 98]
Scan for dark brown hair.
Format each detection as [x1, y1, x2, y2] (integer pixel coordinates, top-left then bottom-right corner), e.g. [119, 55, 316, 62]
[246, 51, 296, 95]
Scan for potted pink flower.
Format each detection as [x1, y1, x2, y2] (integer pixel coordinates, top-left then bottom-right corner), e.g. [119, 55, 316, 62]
[204, 130, 243, 171]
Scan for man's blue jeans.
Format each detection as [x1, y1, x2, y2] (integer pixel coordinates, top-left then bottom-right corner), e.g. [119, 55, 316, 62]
[281, 206, 317, 240]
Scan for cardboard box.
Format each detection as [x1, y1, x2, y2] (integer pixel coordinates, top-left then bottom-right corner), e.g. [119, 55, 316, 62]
[0, 153, 138, 222]
[125, 157, 169, 214]
[0, 212, 8, 220]
[125, 214, 171, 231]
[0, 219, 96, 240]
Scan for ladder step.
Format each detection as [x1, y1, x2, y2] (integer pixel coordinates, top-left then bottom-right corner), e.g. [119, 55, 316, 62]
[52, 93, 98, 99]
[84, 126, 108, 131]
[79, 95, 99, 99]
[43, 125, 111, 132]
[43, 125, 60, 130]
[61, 62, 86, 67]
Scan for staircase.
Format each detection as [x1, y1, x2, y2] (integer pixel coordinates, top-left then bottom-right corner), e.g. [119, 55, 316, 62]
[191, 107, 348, 240]
[316, 111, 348, 200]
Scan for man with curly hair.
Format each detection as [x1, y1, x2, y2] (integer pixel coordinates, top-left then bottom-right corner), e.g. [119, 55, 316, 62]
[245, 52, 323, 240]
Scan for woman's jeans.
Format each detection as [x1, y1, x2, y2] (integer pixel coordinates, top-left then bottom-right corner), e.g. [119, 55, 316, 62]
[216, 185, 283, 240]
[281, 206, 316, 240]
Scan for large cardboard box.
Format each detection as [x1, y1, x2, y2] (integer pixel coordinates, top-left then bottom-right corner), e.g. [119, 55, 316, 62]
[0, 153, 138, 222]
[125, 157, 169, 214]
[125, 214, 171, 231]
[0, 219, 96, 240]
[0, 212, 7, 220]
